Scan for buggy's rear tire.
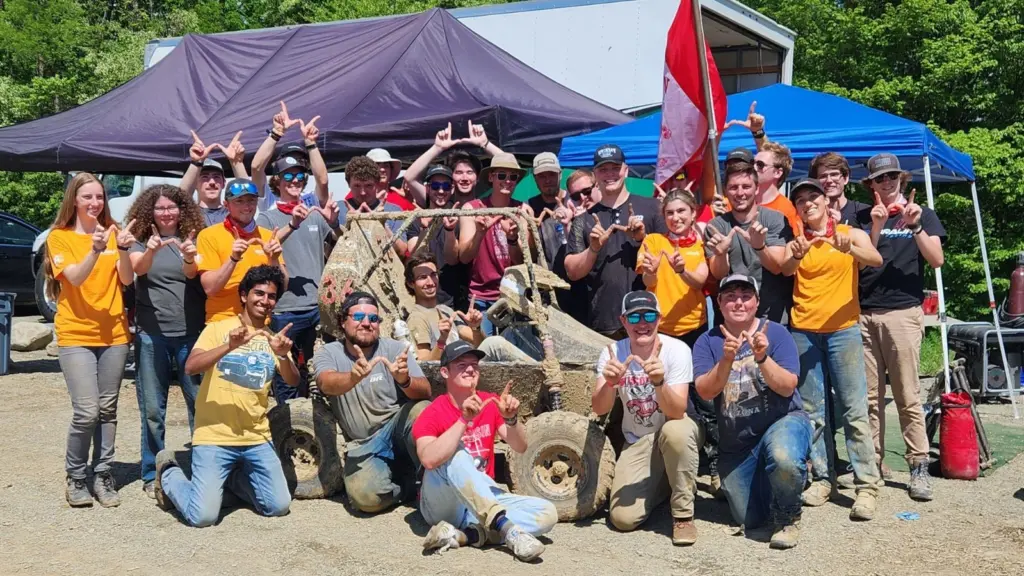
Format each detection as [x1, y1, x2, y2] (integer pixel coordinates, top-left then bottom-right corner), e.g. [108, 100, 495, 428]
[268, 397, 345, 499]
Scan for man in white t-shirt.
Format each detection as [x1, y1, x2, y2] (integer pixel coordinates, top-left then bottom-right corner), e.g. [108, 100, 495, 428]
[593, 291, 702, 546]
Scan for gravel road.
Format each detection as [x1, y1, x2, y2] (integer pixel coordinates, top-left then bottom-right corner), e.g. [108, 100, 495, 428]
[1, 346, 1023, 576]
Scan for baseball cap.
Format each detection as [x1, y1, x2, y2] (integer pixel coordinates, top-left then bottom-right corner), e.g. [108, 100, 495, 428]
[718, 274, 760, 295]
[725, 147, 754, 164]
[224, 178, 259, 200]
[424, 164, 453, 181]
[866, 153, 902, 180]
[200, 158, 224, 174]
[440, 339, 487, 367]
[791, 177, 825, 199]
[341, 291, 378, 317]
[593, 144, 625, 168]
[621, 290, 660, 316]
[275, 143, 308, 161]
[532, 152, 561, 175]
[271, 154, 310, 176]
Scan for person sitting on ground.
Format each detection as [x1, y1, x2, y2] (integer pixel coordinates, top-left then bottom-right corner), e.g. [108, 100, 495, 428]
[311, 292, 432, 513]
[692, 274, 809, 549]
[593, 291, 702, 546]
[180, 130, 250, 227]
[406, 165, 461, 307]
[153, 265, 297, 527]
[404, 251, 535, 363]
[403, 121, 507, 207]
[414, 340, 556, 561]
[250, 101, 330, 211]
[195, 178, 286, 322]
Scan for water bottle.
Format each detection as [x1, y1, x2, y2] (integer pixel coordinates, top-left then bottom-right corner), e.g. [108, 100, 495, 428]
[392, 319, 415, 353]
[555, 222, 567, 245]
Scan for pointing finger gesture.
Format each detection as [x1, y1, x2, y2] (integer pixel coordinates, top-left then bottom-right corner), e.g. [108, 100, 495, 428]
[499, 380, 519, 419]
[278, 101, 300, 130]
[602, 343, 627, 388]
[300, 115, 321, 142]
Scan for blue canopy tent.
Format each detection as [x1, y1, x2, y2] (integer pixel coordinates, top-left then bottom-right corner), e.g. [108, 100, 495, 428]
[560, 84, 1021, 412]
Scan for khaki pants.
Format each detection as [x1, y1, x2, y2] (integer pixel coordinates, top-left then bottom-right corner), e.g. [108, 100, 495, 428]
[608, 417, 704, 531]
[860, 307, 929, 466]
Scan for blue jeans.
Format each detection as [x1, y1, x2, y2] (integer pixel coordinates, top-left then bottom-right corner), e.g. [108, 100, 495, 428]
[161, 442, 291, 528]
[720, 414, 811, 528]
[136, 332, 201, 483]
[343, 400, 428, 513]
[269, 307, 319, 402]
[473, 296, 497, 336]
[791, 326, 881, 493]
[421, 450, 557, 540]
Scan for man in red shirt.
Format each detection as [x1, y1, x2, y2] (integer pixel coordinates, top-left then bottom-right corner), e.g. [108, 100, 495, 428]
[413, 340, 556, 561]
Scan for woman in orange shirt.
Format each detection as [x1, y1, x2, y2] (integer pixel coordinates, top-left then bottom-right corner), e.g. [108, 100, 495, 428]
[781, 178, 883, 519]
[45, 173, 136, 508]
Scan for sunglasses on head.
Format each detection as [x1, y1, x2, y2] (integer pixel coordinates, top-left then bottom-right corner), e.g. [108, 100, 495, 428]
[872, 172, 900, 184]
[282, 172, 308, 183]
[349, 312, 381, 324]
[430, 181, 453, 192]
[626, 311, 659, 325]
[226, 180, 258, 197]
[495, 172, 521, 182]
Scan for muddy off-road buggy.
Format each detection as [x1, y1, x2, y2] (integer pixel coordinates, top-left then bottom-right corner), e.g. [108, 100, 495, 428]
[267, 207, 617, 521]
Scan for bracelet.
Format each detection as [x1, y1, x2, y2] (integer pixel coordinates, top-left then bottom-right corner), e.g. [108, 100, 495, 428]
[183, 258, 195, 265]
[92, 246, 104, 254]
[504, 416, 518, 427]
[190, 160, 203, 168]
[752, 129, 766, 139]
[793, 254, 804, 261]
[650, 379, 664, 388]
[752, 244, 765, 252]
[588, 246, 600, 255]
[267, 129, 282, 141]
[397, 377, 411, 389]
[304, 143, 317, 151]
[755, 354, 768, 364]
[911, 225, 924, 235]
[230, 255, 241, 263]
[118, 245, 130, 252]
[288, 221, 300, 231]
[275, 354, 289, 361]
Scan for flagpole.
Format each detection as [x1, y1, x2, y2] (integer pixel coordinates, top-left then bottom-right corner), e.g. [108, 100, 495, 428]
[691, 0, 721, 194]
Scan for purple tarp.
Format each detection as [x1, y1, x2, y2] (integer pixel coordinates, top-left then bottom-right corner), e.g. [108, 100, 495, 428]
[0, 8, 630, 174]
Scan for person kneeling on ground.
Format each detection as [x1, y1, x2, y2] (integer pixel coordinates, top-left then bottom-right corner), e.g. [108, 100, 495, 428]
[692, 274, 810, 549]
[153, 265, 297, 527]
[593, 290, 702, 546]
[414, 340, 555, 561]
[311, 292, 432, 513]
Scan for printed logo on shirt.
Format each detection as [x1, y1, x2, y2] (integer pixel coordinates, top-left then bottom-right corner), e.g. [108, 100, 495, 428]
[880, 217, 913, 239]
[723, 351, 764, 419]
[215, 336, 275, 390]
[52, 254, 64, 266]
[308, 225, 319, 232]
[462, 422, 493, 472]
[621, 371, 660, 427]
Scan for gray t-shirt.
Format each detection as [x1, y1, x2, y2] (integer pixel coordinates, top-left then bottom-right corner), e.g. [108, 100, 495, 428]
[130, 239, 206, 337]
[705, 207, 794, 320]
[201, 205, 228, 227]
[256, 208, 333, 313]
[311, 337, 425, 442]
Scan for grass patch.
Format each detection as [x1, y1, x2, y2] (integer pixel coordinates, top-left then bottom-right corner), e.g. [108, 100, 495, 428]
[920, 327, 944, 377]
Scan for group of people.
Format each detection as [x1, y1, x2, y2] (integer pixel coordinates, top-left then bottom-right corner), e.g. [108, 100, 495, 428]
[43, 101, 943, 558]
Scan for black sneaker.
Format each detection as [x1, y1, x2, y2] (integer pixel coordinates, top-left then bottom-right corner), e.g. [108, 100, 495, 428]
[153, 449, 178, 511]
[909, 461, 934, 501]
[65, 477, 93, 507]
[92, 472, 121, 508]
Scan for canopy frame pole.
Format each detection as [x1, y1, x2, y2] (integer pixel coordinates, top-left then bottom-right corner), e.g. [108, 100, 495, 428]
[922, 156, 952, 393]
[969, 180, 1021, 419]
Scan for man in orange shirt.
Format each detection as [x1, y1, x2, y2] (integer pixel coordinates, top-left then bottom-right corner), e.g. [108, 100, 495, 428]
[196, 179, 286, 322]
[753, 142, 801, 236]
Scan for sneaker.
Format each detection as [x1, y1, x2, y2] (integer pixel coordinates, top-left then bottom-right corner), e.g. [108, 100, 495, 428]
[503, 525, 545, 561]
[65, 477, 93, 507]
[672, 518, 698, 546]
[423, 521, 465, 554]
[909, 461, 934, 501]
[143, 481, 156, 499]
[92, 472, 121, 508]
[769, 518, 801, 550]
[801, 480, 832, 507]
[850, 491, 877, 521]
[153, 449, 178, 511]
[836, 473, 856, 490]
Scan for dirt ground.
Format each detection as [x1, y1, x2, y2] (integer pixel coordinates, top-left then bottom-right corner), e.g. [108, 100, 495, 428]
[2, 336, 1024, 575]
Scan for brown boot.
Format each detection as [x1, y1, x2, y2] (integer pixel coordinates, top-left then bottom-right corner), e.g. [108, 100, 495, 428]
[672, 518, 698, 546]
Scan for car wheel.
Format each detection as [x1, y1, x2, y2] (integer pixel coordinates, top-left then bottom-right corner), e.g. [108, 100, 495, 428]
[35, 263, 56, 322]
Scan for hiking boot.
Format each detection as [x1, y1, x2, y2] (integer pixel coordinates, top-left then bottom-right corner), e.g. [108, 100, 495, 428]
[836, 473, 856, 490]
[143, 481, 156, 499]
[769, 518, 801, 550]
[92, 472, 121, 508]
[65, 477, 93, 508]
[909, 461, 934, 501]
[503, 525, 545, 561]
[850, 491, 877, 521]
[423, 521, 466, 554]
[801, 480, 832, 507]
[154, 449, 178, 511]
[672, 518, 698, 546]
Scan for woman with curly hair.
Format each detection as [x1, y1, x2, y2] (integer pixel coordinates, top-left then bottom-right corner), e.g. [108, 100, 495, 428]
[125, 184, 206, 498]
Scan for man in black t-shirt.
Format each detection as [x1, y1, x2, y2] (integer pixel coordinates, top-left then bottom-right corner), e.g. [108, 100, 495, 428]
[809, 152, 871, 227]
[565, 144, 666, 338]
[856, 153, 945, 503]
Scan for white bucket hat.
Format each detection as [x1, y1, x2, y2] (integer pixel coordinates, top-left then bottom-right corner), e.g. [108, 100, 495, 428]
[366, 148, 402, 173]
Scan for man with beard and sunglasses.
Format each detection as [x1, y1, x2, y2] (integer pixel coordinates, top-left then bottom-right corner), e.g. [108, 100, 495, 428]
[312, 292, 432, 514]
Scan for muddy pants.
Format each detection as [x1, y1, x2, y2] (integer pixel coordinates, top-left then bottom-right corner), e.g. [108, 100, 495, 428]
[343, 400, 428, 513]
[420, 450, 557, 541]
[608, 418, 703, 531]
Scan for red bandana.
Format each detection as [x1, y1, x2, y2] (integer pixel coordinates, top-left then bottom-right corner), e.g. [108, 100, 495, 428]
[223, 216, 258, 240]
[669, 229, 698, 248]
[804, 218, 836, 241]
[276, 201, 298, 215]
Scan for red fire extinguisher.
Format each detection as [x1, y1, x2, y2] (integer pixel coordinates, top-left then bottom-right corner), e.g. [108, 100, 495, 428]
[940, 391, 979, 480]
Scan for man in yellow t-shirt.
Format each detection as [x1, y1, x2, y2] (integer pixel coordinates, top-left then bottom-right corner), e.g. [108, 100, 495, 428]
[153, 265, 298, 527]
[196, 178, 286, 322]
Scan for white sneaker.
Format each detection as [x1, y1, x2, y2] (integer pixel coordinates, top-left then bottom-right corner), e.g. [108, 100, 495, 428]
[504, 525, 545, 561]
[423, 521, 464, 554]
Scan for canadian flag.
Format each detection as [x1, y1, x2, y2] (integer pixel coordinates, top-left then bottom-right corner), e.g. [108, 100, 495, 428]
[656, 0, 727, 185]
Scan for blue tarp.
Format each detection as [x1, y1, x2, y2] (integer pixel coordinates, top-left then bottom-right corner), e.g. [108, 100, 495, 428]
[558, 84, 975, 183]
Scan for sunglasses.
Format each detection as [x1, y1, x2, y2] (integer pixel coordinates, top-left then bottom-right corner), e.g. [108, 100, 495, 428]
[753, 160, 777, 172]
[430, 181, 453, 192]
[495, 172, 521, 182]
[349, 312, 381, 324]
[872, 172, 900, 184]
[576, 186, 594, 197]
[226, 180, 258, 197]
[282, 172, 308, 183]
[626, 311, 659, 325]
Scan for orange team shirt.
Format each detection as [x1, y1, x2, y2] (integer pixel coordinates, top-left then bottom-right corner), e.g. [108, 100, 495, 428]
[196, 224, 281, 322]
[790, 224, 860, 333]
[763, 194, 802, 236]
[46, 228, 129, 347]
[636, 233, 707, 336]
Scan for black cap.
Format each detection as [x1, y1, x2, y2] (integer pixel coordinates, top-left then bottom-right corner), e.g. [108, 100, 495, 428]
[593, 144, 625, 168]
[726, 147, 754, 164]
[341, 291, 378, 317]
[791, 177, 824, 199]
[621, 290, 660, 316]
[424, 164, 453, 181]
[718, 274, 760, 295]
[440, 340, 486, 367]
[270, 154, 309, 176]
[276, 143, 308, 160]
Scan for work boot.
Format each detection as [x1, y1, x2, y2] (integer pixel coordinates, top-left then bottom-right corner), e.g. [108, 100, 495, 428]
[423, 521, 466, 554]
[65, 477, 93, 508]
[801, 480, 832, 507]
[769, 517, 801, 550]
[672, 518, 698, 546]
[153, 449, 178, 511]
[503, 524, 545, 561]
[850, 491, 877, 521]
[909, 461, 934, 501]
[92, 472, 121, 508]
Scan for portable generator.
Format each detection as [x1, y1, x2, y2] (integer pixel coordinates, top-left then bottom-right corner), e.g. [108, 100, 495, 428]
[946, 323, 1024, 399]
